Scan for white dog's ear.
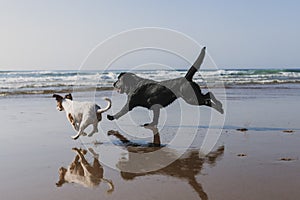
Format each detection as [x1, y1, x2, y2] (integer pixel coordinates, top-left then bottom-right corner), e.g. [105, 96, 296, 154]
[53, 94, 63, 101]
[65, 93, 73, 100]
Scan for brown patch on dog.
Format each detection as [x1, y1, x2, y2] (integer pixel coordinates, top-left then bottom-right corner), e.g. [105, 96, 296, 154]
[97, 112, 102, 121]
[53, 94, 64, 111]
[68, 113, 75, 126]
[57, 101, 64, 111]
[65, 93, 73, 100]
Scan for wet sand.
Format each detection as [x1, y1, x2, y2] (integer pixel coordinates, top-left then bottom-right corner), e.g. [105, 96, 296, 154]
[0, 88, 300, 200]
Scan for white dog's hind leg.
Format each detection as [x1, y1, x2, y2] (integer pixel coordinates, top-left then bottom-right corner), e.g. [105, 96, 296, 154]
[88, 123, 98, 137]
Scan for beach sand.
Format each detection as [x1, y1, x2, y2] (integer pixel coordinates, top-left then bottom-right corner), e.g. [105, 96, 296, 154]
[0, 87, 300, 200]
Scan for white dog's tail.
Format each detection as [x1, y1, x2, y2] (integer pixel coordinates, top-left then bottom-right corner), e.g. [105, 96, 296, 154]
[97, 98, 112, 114]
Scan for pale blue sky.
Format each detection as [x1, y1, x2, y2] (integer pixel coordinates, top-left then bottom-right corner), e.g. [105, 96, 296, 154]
[0, 0, 299, 70]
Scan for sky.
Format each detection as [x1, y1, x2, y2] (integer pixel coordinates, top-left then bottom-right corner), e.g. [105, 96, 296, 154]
[0, 0, 299, 70]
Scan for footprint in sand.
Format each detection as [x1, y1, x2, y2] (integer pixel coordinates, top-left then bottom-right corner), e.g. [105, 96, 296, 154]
[283, 130, 294, 134]
[279, 157, 297, 161]
[236, 128, 248, 132]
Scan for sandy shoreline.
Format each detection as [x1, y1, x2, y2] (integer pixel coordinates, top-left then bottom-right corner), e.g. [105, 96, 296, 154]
[0, 88, 300, 200]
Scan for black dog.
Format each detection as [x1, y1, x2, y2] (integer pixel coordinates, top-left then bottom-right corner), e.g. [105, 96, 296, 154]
[107, 47, 223, 126]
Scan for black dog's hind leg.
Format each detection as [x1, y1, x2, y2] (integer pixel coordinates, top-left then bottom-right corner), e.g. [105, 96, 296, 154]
[144, 104, 161, 126]
[182, 82, 223, 114]
[204, 92, 222, 108]
[203, 92, 224, 114]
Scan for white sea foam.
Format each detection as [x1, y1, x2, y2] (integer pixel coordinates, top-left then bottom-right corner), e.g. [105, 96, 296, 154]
[0, 69, 300, 95]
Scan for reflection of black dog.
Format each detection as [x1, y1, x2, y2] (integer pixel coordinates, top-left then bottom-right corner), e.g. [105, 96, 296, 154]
[108, 128, 224, 200]
[107, 47, 223, 126]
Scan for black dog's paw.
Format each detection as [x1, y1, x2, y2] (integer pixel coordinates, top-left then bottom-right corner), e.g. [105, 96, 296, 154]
[212, 103, 224, 114]
[107, 115, 115, 121]
[216, 102, 224, 114]
[218, 107, 224, 114]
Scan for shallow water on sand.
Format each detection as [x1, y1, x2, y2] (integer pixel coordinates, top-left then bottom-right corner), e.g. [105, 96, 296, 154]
[0, 88, 300, 200]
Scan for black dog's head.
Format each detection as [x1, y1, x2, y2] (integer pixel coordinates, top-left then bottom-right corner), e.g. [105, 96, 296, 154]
[113, 73, 139, 94]
[52, 93, 73, 111]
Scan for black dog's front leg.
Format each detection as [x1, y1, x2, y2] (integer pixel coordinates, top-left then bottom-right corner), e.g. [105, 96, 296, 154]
[107, 101, 132, 121]
[144, 104, 161, 126]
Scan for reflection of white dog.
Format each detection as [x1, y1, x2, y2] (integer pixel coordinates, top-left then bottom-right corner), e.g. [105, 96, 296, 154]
[56, 148, 114, 193]
[53, 93, 111, 140]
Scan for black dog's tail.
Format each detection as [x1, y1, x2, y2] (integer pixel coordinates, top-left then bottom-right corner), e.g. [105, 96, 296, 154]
[185, 47, 206, 81]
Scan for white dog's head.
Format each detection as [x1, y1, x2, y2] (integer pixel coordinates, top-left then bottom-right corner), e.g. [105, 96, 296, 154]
[52, 93, 73, 111]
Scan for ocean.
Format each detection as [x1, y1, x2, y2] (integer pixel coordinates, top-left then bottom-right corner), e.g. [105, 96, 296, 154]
[1, 69, 300, 96]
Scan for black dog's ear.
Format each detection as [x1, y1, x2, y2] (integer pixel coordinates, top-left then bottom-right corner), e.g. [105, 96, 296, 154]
[65, 93, 73, 100]
[53, 94, 63, 101]
[118, 72, 126, 79]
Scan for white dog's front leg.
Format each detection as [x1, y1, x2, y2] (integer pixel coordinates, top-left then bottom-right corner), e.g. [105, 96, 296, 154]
[72, 122, 89, 140]
[68, 113, 79, 131]
[88, 123, 99, 137]
[73, 121, 87, 136]
[72, 123, 79, 131]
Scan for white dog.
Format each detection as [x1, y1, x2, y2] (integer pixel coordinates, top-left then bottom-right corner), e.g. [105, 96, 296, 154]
[53, 93, 111, 140]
